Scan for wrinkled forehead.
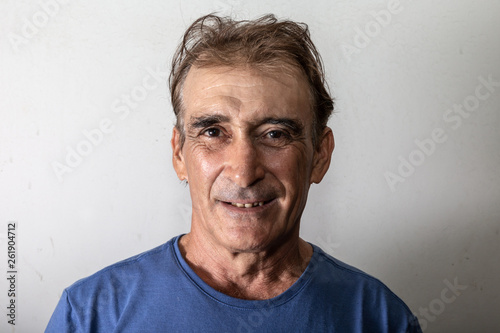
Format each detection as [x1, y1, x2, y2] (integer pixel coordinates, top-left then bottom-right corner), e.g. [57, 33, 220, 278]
[181, 64, 313, 119]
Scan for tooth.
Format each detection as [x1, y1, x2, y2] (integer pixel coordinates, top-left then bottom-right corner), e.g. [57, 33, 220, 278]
[231, 202, 265, 208]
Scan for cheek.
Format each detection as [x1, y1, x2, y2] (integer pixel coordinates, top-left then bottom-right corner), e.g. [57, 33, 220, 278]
[264, 148, 312, 184]
[187, 149, 222, 187]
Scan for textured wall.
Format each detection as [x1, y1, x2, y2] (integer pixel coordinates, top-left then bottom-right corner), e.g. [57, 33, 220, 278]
[1, 0, 499, 332]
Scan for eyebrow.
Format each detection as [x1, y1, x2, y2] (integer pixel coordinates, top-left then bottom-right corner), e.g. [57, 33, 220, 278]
[260, 117, 304, 135]
[187, 115, 305, 135]
[188, 115, 230, 130]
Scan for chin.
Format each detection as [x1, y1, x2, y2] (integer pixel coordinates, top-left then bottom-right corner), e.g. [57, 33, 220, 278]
[221, 229, 274, 253]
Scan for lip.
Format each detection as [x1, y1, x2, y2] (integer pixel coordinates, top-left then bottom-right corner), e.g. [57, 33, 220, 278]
[218, 198, 276, 213]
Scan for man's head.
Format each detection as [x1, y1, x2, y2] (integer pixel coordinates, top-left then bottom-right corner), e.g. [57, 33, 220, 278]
[170, 14, 335, 254]
[169, 14, 334, 148]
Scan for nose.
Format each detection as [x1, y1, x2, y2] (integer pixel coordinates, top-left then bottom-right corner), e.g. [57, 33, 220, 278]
[223, 137, 265, 188]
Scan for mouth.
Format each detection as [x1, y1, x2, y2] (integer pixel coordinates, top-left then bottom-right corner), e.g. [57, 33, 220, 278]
[221, 199, 274, 209]
[230, 201, 265, 208]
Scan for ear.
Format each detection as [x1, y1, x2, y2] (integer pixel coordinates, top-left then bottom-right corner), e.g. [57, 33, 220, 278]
[310, 127, 335, 184]
[171, 127, 188, 182]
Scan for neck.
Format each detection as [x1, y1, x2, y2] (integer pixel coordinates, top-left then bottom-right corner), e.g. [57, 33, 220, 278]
[178, 231, 313, 300]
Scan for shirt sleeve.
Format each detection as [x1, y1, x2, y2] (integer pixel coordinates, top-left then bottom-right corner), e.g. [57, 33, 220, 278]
[45, 290, 77, 333]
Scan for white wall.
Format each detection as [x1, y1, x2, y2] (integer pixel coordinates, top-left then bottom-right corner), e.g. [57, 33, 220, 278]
[1, 0, 499, 332]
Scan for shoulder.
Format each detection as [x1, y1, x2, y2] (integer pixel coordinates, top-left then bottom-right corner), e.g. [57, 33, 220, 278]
[65, 236, 179, 300]
[307, 243, 419, 328]
[310, 243, 403, 295]
[46, 236, 182, 332]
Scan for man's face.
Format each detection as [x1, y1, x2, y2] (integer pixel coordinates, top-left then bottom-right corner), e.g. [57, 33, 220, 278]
[172, 65, 332, 253]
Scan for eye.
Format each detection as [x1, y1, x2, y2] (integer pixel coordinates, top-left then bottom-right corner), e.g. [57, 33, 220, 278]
[261, 129, 292, 147]
[266, 130, 291, 140]
[267, 130, 283, 139]
[203, 128, 222, 137]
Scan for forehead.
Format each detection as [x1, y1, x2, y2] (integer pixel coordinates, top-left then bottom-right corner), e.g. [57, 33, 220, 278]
[181, 65, 312, 123]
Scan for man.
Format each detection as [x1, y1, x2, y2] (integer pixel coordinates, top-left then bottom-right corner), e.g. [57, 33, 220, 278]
[46, 14, 421, 332]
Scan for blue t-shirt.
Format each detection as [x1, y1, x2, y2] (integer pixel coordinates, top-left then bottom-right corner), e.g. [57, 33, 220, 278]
[46, 235, 422, 332]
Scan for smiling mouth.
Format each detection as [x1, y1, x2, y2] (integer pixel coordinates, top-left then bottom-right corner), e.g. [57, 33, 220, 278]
[230, 201, 265, 208]
[222, 198, 277, 208]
